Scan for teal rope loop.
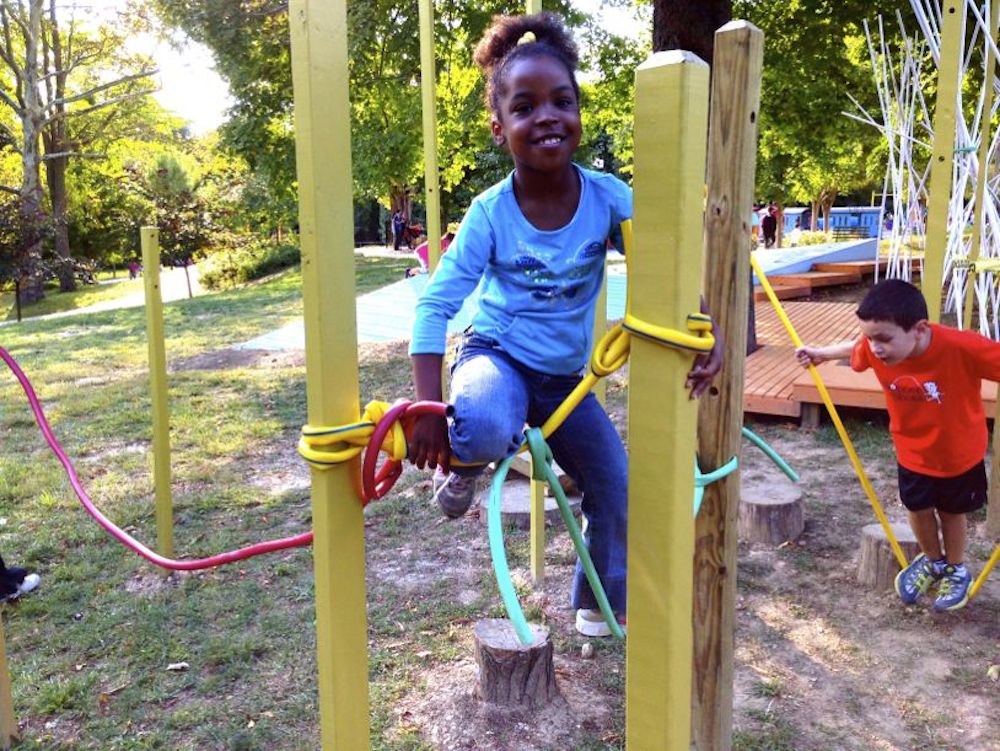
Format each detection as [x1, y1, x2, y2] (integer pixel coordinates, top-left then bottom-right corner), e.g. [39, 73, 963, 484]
[741, 426, 799, 482]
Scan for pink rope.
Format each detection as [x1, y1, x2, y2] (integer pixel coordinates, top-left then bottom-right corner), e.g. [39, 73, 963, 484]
[1, 345, 313, 571]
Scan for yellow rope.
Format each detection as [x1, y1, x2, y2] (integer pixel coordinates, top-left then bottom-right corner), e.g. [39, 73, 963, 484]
[298, 400, 405, 470]
[969, 542, 1000, 599]
[750, 254, 908, 568]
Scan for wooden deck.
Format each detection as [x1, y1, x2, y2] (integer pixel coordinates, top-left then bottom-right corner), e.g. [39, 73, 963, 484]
[744, 300, 998, 420]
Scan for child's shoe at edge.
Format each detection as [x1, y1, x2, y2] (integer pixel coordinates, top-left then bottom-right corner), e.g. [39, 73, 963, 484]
[0, 569, 40, 603]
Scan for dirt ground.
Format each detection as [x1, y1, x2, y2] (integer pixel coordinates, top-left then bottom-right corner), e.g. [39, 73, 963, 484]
[194, 336, 999, 751]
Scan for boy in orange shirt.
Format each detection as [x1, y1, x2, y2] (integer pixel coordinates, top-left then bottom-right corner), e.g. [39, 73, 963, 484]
[797, 279, 998, 611]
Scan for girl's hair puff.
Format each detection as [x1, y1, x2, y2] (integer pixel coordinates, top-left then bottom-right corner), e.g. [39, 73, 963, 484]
[473, 12, 580, 115]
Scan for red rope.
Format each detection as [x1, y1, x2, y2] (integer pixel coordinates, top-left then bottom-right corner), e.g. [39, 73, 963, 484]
[1, 346, 312, 571]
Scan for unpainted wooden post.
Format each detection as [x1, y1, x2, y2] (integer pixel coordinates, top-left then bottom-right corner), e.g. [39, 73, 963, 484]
[288, 2, 371, 748]
[693, 21, 763, 751]
[626, 50, 709, 751]
[0, 615, 17, 749]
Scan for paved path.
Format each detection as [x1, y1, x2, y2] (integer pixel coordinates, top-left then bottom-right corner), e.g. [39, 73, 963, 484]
[1, 265, 202, 326]
[238, 263, 629, 351]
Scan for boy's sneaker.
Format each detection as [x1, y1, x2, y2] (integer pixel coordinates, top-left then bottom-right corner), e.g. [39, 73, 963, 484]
[894, 553, 943, 604]
[932, 563, 972, 612]
[575, 608, 626, 638]
[432, 470, 479, 519]
[0, 569, 40, 603]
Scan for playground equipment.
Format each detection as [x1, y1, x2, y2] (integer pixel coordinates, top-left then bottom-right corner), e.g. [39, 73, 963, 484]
[752, 253, 1000, 602]
[0, 6, 765, 751]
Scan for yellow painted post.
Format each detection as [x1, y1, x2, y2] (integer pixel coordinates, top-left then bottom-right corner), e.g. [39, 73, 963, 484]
[0, 615, 17, 749]
[693, 21, 762, 751]
[418, 0, 442, 271]
[962, 1, 1000, 331]
[924, 2, 966, 321]
[627, 50, 709, 750]
[141, 227, 173, 560]
[288, 2, 370, 749]
[526, 0, 545, 584]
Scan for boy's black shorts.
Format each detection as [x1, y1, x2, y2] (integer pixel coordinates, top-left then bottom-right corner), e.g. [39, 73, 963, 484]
[897, 461, 988, 514]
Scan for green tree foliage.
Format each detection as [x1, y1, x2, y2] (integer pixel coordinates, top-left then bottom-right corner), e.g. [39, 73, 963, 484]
[152, 0, 637, 227]
[727, 0, 916, 213]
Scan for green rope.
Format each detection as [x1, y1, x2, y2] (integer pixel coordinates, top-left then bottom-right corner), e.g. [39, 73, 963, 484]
[741, 426, 799, 482]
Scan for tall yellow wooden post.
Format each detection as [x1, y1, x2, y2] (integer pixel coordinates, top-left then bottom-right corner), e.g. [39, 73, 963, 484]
[525, 0, 547, 586]
[288, 2, 370, 748]
[141, 227, 173, 560]
[693, 22, 762, 751]
[924, 2, 966, 321]
[418, 0, 442, 271]
[0, 615, 17, 749]
[627, 50, 709, 750]
[962, 0, 999, 331]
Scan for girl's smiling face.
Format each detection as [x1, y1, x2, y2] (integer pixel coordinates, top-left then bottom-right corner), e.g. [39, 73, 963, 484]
[491, 55, 581, 176]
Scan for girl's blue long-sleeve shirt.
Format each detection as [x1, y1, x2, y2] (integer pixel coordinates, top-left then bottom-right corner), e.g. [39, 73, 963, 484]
[410, 165, 632, 376]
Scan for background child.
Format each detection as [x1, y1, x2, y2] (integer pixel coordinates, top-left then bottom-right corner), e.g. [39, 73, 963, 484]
[797, 279, 997, 611]
[407, 12, 721, 636]
[405, 222, 458, 278]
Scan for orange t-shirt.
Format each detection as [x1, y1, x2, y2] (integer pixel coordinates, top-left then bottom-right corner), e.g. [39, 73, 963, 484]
[851, 324, 1000, 477]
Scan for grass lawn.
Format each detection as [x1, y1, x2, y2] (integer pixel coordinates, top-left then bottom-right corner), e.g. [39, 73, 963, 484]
[1, 277, 145, 322]
[0, 266, 997, 750]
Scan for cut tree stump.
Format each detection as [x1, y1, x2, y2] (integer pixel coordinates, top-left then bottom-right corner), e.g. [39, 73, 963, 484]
[473, 619, 558, 709]
[857, 522, 920, 590]
[738, 479, 804, 544]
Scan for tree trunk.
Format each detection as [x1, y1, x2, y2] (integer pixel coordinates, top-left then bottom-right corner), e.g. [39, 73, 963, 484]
[738, 486, 804, 544]
[652, 0, 733, 62]
[857, 523, 920, 590]
[44, 0, 74, 293]
[17, 0, 48, 305]
[473, 619, 557, 709]
[46, 154, 73, 291]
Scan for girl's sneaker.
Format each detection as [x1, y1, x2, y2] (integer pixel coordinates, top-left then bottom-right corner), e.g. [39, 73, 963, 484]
[0, 569, 40, 603]
[894, 553, 942, 604]
[432, 470, 479, 518]
[575, 609, 626, 637]
[932, 563, 971, 612]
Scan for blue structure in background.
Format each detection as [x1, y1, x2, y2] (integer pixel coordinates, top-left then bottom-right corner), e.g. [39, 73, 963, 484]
[813, 206, 882, 237]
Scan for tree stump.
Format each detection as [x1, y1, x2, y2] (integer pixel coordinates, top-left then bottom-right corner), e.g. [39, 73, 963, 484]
[473, 619, 558, 709]
[738, 480, 804, 544]
[857, 522, 921, 590]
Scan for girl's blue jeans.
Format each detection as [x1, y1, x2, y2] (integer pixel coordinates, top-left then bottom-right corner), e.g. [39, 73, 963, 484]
[448, 331, 628, 613]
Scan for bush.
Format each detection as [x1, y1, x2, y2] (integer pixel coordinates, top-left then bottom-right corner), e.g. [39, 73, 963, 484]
[199, 239, 300, 290]
[789, 231, 832, 247]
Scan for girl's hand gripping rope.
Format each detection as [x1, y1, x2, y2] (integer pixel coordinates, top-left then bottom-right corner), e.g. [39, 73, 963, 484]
[686, 301, 724, 398]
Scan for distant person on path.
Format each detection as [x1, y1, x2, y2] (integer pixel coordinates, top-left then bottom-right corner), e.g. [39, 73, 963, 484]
[128, 260, 141, 279]
[761, 203, 777, 248]
[796, 280, 997, 612]
[392, 210, 406, 251]
[407, 12, 723, 637]
[786, 219, 803, 247]
[0, 553, 40, 603]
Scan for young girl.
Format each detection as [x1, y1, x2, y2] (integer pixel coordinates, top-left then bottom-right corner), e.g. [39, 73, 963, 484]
[407, 12, 721, 636]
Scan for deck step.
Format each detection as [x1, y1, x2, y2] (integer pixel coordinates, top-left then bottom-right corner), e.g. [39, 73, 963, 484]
[812, 260, 887, 275]
[770, 270, 862, 287]
[754, 283, 811, 302]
